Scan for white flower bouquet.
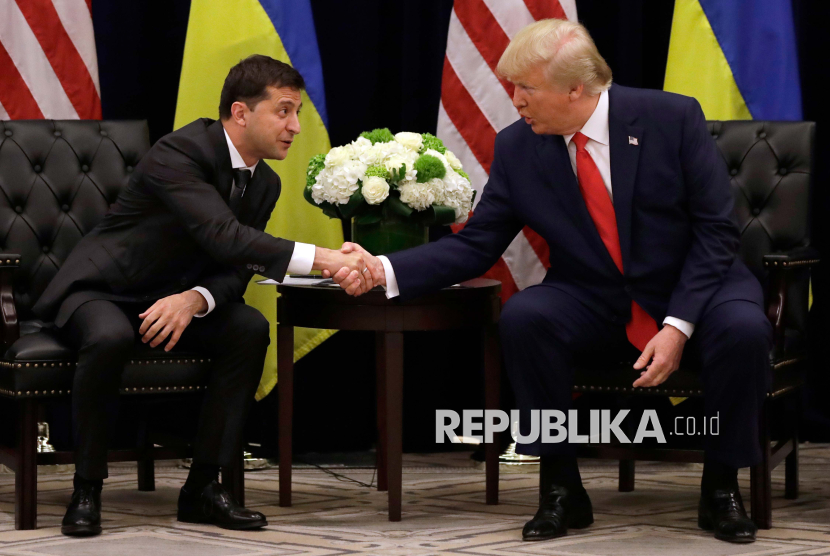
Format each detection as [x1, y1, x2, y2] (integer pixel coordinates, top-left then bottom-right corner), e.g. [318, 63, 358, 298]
[304, 128, 475, 228]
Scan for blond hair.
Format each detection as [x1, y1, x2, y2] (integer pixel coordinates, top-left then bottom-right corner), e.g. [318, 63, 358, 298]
[497, 19, 612, 95]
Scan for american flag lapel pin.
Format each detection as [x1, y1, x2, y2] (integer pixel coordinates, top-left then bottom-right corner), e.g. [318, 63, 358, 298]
[628, 136, 639, 146]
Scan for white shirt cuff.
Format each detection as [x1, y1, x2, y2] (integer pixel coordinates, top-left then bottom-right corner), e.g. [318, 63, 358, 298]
[190, 286, 215, 317]
[286, 242, 315, 275]
[378, 255, 399, 299]
[663, 317, 694, 339]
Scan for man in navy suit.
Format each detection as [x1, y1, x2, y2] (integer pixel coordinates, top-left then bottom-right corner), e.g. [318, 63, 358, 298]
[331, 19, 771, 544]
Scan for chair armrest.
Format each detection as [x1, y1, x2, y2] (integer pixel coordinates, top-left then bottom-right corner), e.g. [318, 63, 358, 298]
[763, 246, 820, 269]
[763, 247, 818, 358]
[0, 254, 20, 352]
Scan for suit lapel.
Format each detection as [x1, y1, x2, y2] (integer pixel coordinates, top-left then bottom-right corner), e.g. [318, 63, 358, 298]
[608, 88, 643, 275]
[207, 119, 235, 204]
[534, 133, 622, 274]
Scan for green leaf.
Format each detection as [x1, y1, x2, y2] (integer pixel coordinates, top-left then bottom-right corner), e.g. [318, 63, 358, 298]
[386, 195, 414, 219]
[338, 188, 366, 219]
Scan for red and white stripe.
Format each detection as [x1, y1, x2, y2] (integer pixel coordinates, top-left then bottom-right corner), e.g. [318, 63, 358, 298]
[0, 0, 101, 120]
[440, 0, 575, 301]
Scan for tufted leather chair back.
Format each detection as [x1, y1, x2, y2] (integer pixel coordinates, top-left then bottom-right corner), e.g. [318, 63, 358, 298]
[0, 120, 150, 321]
[708, 120, 815, 334]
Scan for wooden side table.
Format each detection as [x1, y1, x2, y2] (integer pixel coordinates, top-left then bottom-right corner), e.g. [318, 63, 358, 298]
[275, 278, 502, 521]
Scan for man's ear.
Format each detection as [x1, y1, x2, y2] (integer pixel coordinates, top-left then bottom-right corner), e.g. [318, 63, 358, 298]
[568, 83, 584, 101]
[230, 101, 248, 127]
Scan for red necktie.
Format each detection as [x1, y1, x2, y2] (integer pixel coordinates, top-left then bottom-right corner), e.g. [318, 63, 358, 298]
[571, 132, 658, 351]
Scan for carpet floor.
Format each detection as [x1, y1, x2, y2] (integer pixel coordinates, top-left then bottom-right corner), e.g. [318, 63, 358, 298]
[0, 445, 828, 555]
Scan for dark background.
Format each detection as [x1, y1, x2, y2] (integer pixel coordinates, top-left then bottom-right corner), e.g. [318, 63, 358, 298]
[78, 0, 830, 456]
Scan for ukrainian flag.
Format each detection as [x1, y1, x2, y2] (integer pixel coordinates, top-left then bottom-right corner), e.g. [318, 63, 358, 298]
[664, 0, 802, 120]
[174, 0, 343, 400]
[664, 0, 802, 405]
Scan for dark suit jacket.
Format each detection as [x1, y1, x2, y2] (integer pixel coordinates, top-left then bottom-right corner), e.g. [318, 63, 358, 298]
[33, 118, 296, 327]
[387, 85, 763, 326]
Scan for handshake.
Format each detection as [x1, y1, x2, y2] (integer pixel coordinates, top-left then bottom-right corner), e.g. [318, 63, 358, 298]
[313, 242, 386, 296]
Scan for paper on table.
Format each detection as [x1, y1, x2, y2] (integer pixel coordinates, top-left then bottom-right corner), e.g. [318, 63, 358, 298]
[257, 275, 334, 286]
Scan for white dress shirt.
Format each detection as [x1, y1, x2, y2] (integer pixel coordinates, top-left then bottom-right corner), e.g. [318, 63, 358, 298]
[379, 90, 694, 339]
[190, 128, 316, 317]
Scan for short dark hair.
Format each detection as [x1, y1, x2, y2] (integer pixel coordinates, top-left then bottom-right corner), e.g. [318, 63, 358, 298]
[218, 55, 305, 120]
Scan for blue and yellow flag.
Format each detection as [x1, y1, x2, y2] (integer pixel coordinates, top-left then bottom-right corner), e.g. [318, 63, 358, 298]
[664, 0, 802, 120]
[174, 0, 343, 400]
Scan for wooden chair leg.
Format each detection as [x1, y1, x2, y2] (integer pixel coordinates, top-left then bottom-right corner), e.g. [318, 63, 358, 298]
[222, 451, 245, 507]
[751, 403, 772, 529]
[483, 324, 500, 505]
[785, 416, 799, 500]
[137, 418, 155, 492]
[375, 331, 388, 492]
[277, 323, 294, 507]
[15, 398, 38, 530]
[619, 460, 635, 492]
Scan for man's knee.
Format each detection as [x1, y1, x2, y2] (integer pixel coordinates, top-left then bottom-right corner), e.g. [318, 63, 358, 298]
[500, 291, 548, 340]
[224, 304, 270, 347]
[713, 302, 772, 353]
[81, 323, 134, 358]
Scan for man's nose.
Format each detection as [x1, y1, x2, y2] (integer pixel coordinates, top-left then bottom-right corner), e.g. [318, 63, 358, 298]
[512, 89, 525, 109]
[288, 114, 301, 135]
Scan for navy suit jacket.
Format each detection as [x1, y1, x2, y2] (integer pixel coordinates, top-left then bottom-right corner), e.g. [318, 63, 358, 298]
[386, 85, 763, 326]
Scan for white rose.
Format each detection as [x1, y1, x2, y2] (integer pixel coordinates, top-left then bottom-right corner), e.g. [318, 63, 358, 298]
[362, 176, 390, 205]
[395, 132, 424, 152]
[445, 150, 463, 170]
[324, 146, 352, 168]
[399, 180, 435, 211]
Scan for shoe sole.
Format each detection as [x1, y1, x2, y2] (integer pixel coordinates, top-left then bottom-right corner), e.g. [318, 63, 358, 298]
[698, 516, 756, 544]
[61, 525, 102, 537]
[177, 516, 268, 531]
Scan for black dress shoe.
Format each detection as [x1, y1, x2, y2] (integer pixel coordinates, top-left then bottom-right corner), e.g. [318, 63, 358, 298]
[178, 480, 267, 530]
[61, 484, 102, 537]
[522, 485, 594, 541]
[698, 488, 757, 543]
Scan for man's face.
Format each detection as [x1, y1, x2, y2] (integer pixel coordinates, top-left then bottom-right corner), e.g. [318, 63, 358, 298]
[243, 86, 302, 160]
[510, 64, 582, 136]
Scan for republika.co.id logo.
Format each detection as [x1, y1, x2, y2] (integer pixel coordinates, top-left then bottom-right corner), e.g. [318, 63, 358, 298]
[436, 409, 719, 444]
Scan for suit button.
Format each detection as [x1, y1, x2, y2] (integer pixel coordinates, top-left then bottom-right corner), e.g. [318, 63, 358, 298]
[62, 204, 69, 212]
[246, 264, 252, 270]
[180, 278, 188, 285]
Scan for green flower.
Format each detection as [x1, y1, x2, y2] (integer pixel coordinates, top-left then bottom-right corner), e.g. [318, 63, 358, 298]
[306, 153, 325, 188]
[420, 132, 446, 154]
[414, 154, 446, 183]
[456, 169, 470, 181]
[364, 165, 389, 179]
[359, 128, 395, 145]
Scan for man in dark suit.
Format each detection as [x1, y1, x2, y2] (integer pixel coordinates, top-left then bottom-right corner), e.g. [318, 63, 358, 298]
[34, 55, 366, 537]
[331, 21, 771, 544]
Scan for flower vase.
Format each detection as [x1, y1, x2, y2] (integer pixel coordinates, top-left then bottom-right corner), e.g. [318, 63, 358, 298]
[351, 213, 429, 256]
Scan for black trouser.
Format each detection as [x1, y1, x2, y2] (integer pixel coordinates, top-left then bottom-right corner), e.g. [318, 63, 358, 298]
[502, 284, 772, 469]
[60, 299, 269, 480]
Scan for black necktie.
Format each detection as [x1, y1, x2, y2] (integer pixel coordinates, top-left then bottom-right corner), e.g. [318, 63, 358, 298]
[229, 169, 252, 215]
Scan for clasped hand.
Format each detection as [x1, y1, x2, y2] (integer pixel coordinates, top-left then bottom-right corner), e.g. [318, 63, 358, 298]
[138, 290, 207, 351]
[322, 242, 386, 296]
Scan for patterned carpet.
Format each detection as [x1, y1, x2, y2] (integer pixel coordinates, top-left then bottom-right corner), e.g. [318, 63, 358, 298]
[0, 446, 829, 555]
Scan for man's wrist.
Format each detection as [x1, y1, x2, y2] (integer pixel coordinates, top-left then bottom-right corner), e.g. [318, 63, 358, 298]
[663, 323, 688, 342]
[185, 289, 209, 315]
[311, 246, 333, 271]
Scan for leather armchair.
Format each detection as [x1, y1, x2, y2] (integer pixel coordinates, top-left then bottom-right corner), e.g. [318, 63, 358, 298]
[571, 120, 817, 529]
[0, 120, 244, 530]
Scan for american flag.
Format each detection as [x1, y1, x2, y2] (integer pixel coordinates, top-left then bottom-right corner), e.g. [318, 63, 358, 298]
[439, 0, 577, 302]
[0, 0, 101, 120]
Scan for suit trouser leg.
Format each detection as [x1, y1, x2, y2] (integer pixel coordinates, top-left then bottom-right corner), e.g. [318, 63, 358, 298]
[688, 300, 773, 469]
[61, 300, 135, 481]
[175, 303, 270, 467]
[500, 284, 628, 457]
